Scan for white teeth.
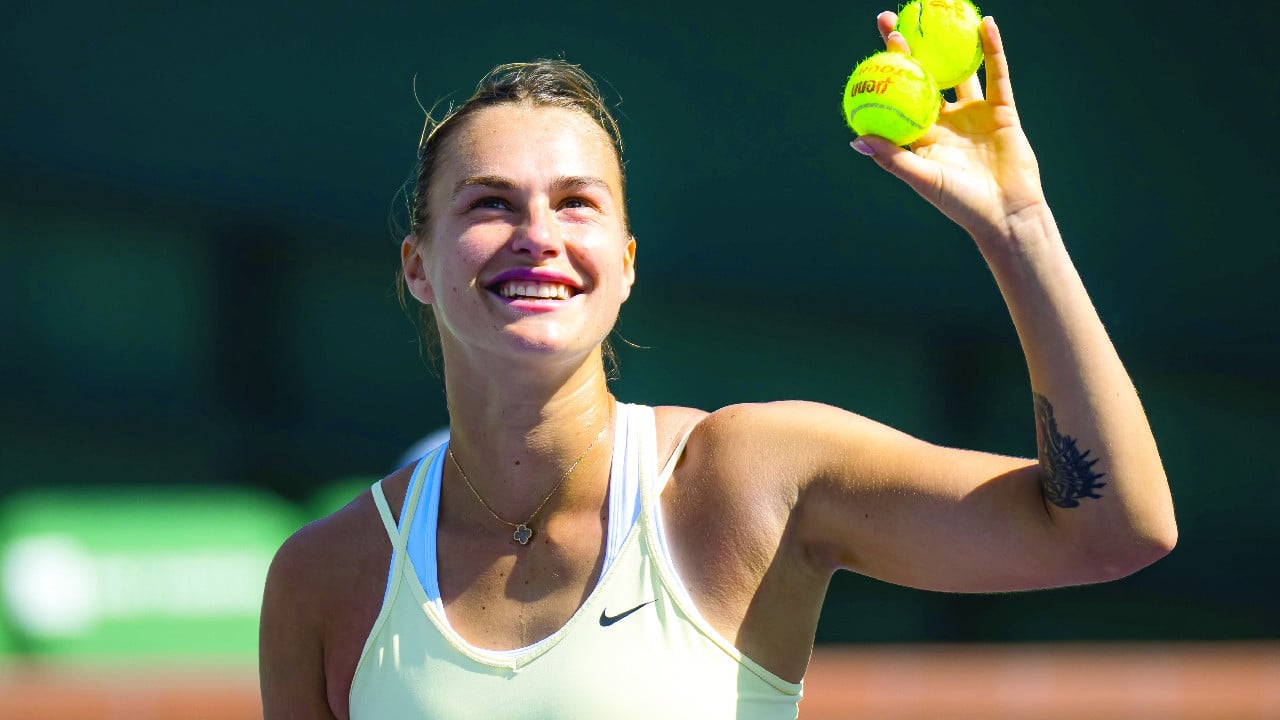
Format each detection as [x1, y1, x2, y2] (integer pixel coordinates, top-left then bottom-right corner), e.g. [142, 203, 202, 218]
[497, 281, 572, 300]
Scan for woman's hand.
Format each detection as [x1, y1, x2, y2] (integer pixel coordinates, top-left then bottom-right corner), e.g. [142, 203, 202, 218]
[854, 12, 1048, 249]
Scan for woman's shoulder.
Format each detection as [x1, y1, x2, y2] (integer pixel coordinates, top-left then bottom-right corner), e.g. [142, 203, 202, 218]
[659, 400, 867, 489]
[265, 465, 414, 613]
[657, 400, 837, 449]
[652, 404, 707, 467]
[261, 466, 415, 716]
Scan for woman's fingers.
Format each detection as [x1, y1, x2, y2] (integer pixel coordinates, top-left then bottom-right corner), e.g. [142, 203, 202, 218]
[878, 11, 914, 55]
[877, 11, 899, 46]
[886, 30, 911, 55]
[877, 11, 910, 55]
[952, 73, 984, 102]
[851, 135, 941, 200]
[982, 17, 1016, 108]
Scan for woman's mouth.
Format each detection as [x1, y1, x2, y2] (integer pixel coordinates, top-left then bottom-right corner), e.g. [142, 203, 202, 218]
[493, 280, 577, 301]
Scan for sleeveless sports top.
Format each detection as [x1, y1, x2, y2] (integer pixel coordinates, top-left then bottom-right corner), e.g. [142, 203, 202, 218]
[348, 402, 803, 719]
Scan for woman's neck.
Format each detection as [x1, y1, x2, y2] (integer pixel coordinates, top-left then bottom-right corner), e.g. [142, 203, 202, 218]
[439, 349, 616, 521]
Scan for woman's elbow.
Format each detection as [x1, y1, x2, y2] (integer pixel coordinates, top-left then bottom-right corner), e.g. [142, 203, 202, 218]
[1087, 518, 1178, 584]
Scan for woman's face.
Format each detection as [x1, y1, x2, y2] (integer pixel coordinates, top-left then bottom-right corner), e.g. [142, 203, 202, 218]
[403, 103, 635, 368]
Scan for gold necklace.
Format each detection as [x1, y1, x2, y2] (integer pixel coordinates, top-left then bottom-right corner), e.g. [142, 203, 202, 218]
[447, 403, 614, 546]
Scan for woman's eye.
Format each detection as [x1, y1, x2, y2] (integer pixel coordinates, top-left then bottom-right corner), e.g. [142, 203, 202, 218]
[471, 197, 509, 211]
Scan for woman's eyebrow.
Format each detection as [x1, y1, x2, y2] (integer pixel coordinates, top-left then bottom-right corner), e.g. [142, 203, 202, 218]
[550, 175, 611, 193]
[451, 175, 516, 201]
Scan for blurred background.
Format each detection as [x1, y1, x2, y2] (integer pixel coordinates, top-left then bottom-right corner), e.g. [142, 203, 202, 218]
[2, 0, 1277, 716]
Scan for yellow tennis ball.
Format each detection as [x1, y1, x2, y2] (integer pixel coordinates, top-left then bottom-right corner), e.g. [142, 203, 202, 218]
[841, 51, 940, 146]
[895, 0, 984, 90]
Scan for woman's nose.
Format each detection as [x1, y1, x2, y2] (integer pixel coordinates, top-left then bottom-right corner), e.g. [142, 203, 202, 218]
[511, 204, 562, 257]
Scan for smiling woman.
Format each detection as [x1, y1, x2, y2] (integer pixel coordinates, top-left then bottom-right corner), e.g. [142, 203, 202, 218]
[397, 61, 630, 372]
[259, 12, 1176, 720]
[405, 100, 635, 366]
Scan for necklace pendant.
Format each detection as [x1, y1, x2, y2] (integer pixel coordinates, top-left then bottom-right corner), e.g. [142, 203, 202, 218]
[512, 524, 534, 545]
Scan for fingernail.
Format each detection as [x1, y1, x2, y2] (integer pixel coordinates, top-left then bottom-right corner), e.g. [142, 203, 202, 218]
[877, 10, 888, 20]
[851, 139, 876, 156]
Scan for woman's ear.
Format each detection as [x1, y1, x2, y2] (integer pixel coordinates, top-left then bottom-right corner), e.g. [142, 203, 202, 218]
[401, 235, 435, 305]
[620, 235, 637, 302]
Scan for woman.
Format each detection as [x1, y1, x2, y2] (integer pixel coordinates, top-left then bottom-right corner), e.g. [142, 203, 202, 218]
[260, 12, 1176, 719]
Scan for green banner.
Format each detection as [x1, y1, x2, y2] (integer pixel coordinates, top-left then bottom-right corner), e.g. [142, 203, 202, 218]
[0, 487, 303, 664]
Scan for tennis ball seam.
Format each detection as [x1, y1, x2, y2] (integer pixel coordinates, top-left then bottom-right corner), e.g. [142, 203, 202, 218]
[847, 103, 929, 132]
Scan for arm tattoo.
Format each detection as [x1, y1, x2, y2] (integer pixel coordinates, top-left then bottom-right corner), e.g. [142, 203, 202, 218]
[1034, 392, 1106, 508]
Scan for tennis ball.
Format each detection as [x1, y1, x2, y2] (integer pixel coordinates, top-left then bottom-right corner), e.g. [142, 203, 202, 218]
[895, 0, 984, 90]
[842, 52, 940, 146]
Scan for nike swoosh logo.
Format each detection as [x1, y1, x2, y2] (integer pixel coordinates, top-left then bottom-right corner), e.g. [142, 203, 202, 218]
[599, 599, 656, 627]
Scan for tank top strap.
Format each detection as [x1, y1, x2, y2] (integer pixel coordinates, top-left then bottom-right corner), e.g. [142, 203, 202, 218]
[656, 420, 698, 492]
[371, 448, 439, 552]
[370, 480, 399, 540]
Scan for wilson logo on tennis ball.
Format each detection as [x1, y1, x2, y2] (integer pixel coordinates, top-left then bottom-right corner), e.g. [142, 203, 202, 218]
[847, 78, 900, 96]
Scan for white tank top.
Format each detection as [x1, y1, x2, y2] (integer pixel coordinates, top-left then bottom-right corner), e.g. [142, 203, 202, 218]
[348, 402, 803, 719]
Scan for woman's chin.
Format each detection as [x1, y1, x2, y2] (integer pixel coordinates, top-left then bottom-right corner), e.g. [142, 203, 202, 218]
[484, 323, 601, 360]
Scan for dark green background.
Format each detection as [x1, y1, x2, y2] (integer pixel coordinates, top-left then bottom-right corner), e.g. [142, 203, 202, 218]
[2, 0, 1277, 644]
